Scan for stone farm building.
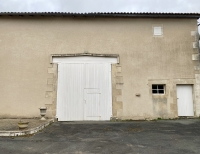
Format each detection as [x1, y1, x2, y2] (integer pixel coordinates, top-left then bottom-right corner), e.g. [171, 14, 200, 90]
[0, 12, 200, 121]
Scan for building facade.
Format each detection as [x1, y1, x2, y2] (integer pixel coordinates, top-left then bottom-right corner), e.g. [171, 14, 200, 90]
[0, 12, 200, 121]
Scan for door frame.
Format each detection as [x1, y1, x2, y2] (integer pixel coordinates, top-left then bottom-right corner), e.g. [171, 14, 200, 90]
[171, 79, 196, 117]
[176, 84, 195, 117]
[50, 53, 120, 64]
[52, 55, 118, 121]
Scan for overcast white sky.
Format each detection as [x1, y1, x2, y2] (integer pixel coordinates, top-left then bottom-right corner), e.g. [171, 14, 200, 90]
[0, 0, 200, 13]
[0, 0, 199, 28]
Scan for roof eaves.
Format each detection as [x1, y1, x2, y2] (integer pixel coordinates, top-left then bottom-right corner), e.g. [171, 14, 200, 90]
[0, 12, 199, 18]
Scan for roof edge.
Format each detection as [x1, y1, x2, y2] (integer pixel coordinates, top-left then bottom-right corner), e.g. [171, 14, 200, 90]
[0, 12, 199, 18]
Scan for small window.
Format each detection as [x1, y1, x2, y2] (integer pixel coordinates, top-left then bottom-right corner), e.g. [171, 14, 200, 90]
[152, 85, 165, 94]
[153, 27, 163, 36]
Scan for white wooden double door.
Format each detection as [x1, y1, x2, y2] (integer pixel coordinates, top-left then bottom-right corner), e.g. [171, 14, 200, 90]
[56, 62, 112, 121]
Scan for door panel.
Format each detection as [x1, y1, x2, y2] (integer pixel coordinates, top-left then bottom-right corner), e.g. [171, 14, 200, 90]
[177, 85, 194, 116]
[84, 89, 101, 120]
[85, 63, 112, 120]
[56, 63, 85, 121]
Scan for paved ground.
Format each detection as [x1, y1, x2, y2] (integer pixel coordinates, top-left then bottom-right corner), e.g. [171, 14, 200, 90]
[0, 119, 200, 154]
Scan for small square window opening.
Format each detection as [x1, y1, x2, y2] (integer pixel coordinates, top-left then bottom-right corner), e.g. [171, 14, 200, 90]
[152, 84, 165, 94]
[154, 27, 163, 36]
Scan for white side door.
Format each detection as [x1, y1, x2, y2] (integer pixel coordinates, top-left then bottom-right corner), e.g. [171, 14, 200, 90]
[177, 85, 194, 116]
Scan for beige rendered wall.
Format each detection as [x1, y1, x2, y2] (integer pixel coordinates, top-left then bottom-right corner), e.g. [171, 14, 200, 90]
[0, 16, 199, 119]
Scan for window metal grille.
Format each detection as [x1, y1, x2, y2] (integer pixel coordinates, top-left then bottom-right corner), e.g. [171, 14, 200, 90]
[152, 85, 165, 94]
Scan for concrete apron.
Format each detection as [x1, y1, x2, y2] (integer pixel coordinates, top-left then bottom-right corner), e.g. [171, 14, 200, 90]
[0, 119, 54, 137]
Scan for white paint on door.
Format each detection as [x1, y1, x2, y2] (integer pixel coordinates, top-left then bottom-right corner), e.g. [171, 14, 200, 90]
[177, 85, 194, 116]
[56, 63, 85, 121]
[84, 89, 101, 120]
[55, 57, 115, 121]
